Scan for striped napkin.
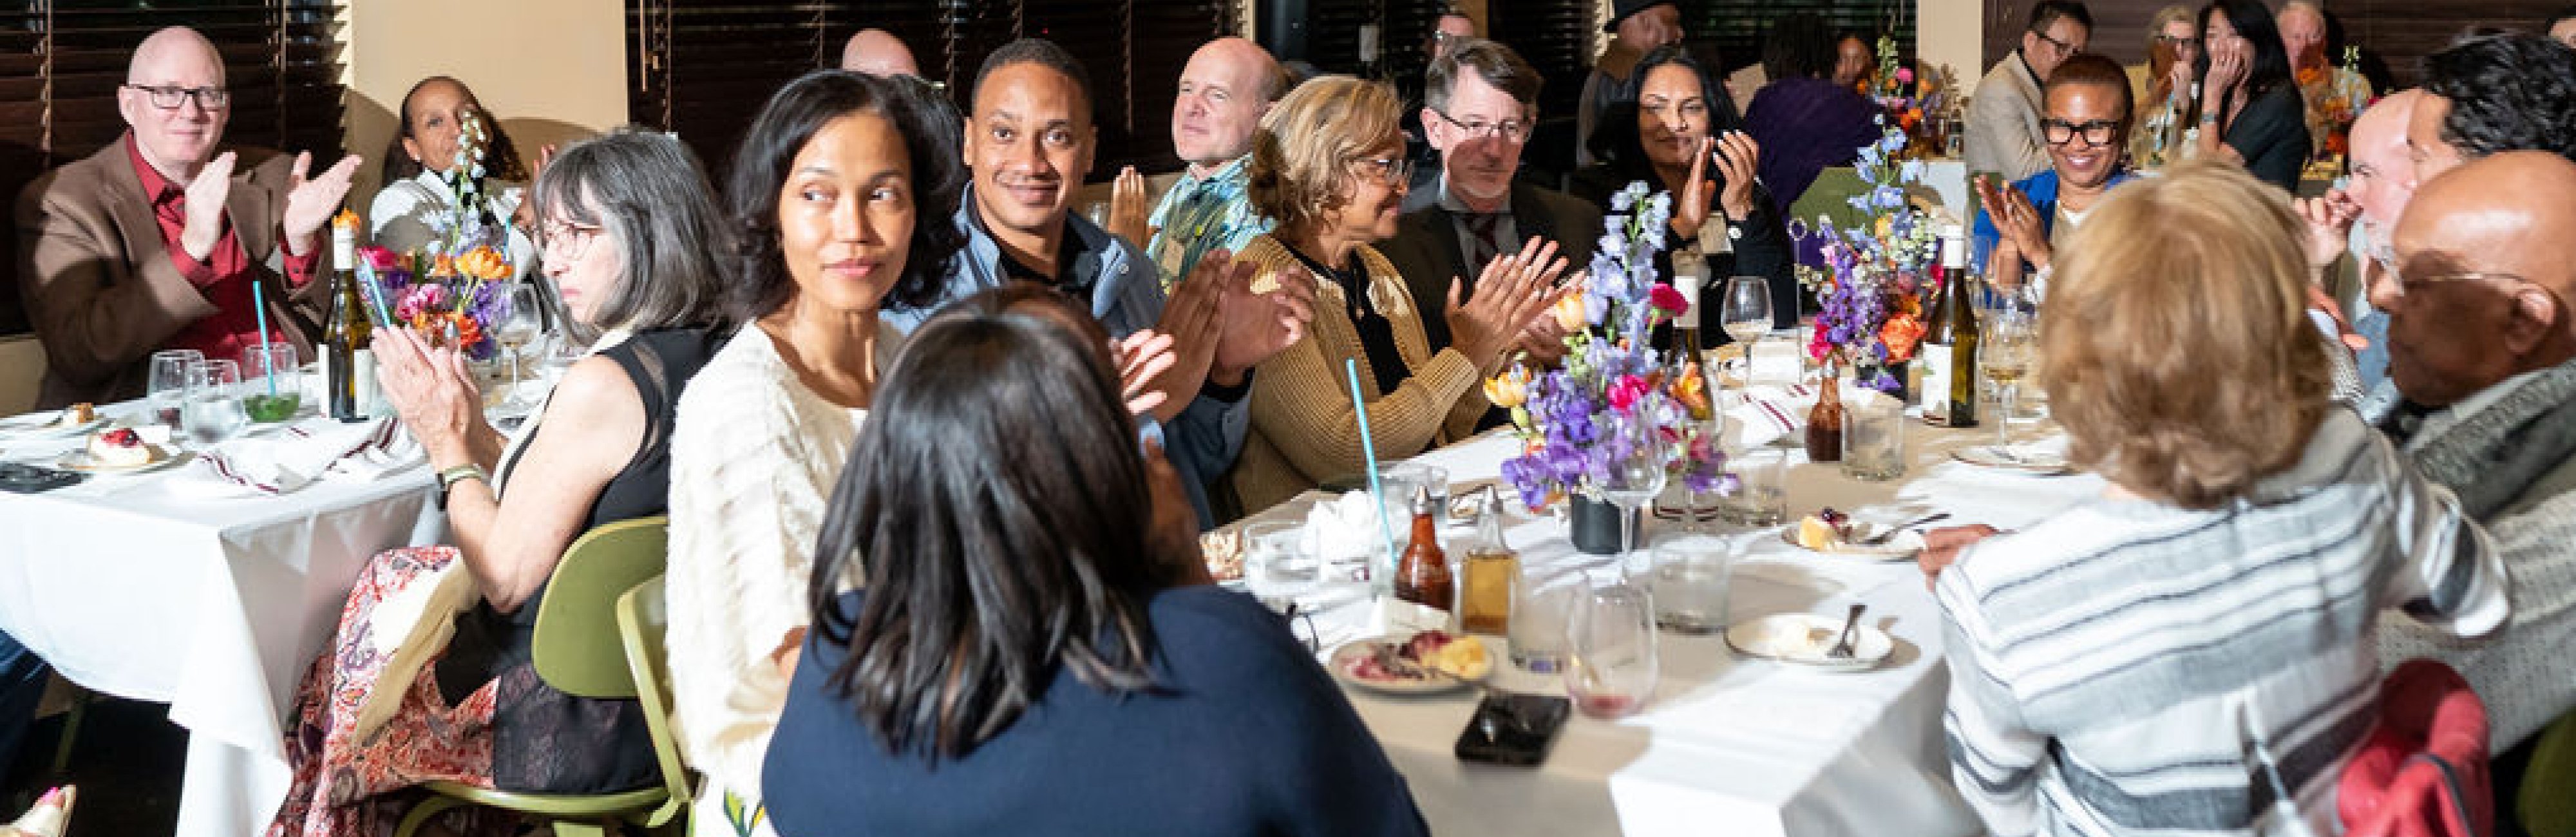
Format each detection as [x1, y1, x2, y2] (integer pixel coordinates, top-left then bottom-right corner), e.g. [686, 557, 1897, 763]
[1724, 382, 1819, 449]
[171, 417, 421, 497]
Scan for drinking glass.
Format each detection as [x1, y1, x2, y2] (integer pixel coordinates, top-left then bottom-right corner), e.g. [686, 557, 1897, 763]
[1649, 533, 1734, 634]
[147, 349, 204, 429]
[1564, 575, 1660, 719]
[1717, 446, 1788, 525]
[236, 343, 303, 422]
[1982, 306, 2037, 449]
[182, 359, 249, 445]
[1509, 568, 1580, 672]
[1381, 462, 1450, 516]
[1718, 276, 1773, 382]
[1598, 416, 1671, 575]
[1242, 521, 1319, 585]
[1841, 390, 1908, 480]
[494, 283, 545, 408]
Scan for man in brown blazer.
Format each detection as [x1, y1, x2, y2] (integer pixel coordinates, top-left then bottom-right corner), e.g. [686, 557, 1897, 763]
[15, 25, 361, 408]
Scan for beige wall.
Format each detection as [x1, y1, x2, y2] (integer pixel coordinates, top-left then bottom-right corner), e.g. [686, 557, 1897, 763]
[1919, 0, 1986, 92]
[340, 0, 629, 203]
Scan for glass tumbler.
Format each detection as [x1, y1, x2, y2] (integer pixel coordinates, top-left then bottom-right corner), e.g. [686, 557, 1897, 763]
[1564, 575, 1660, 719]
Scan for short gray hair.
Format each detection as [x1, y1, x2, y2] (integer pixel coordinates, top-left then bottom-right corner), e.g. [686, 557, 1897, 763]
[527, 129, 732, 339]
[2147, 4, 2197, 46]
[1424, 38, 1540, 116]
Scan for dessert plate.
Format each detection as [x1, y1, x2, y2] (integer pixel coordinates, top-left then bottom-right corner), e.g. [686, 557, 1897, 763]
[0, 411, 108, 440]
[1723, 612, 1893, 671]
[58, 444, 185, 475]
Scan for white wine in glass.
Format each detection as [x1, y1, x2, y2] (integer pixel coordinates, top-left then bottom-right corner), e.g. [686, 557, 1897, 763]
[1980, 314, 2036, 448]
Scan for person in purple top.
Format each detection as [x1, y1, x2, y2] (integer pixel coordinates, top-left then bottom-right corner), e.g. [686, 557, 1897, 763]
[1742, 12, 1884, 217]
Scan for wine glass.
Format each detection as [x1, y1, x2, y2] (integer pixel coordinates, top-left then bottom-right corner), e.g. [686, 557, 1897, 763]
[1564, 574, 1660, 718]
[1718, 276, 1772, 386]
[182, 359, 249, 446]
[1599, 410, 1672, 578]
[147, 349, 204, 429]
[1981, 305, 2036, 450]
[494, 283, 544, 409]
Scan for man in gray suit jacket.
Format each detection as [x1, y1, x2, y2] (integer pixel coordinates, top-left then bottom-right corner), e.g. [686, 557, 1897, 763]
[1380, 39, 1604, 361]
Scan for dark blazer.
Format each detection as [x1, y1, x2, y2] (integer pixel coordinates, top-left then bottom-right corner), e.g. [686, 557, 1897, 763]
[1378, 178, 1606, 353]
[15, 138, 330, 407]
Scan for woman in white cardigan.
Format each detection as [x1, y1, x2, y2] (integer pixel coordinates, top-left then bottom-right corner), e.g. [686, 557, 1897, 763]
[664, 71, 967, 837]
[368, 75, 538, 276]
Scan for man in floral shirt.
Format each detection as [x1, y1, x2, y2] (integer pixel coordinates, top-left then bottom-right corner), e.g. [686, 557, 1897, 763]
[1145, 37, 1288, 285]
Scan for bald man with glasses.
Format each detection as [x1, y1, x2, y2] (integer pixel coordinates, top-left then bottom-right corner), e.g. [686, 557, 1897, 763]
[15, 25, 361, 408]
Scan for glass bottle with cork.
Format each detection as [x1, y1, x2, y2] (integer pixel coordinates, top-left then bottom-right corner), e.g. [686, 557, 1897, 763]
[1918, 223, 1979, 427]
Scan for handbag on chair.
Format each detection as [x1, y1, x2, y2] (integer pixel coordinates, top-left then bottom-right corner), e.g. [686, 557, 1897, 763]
[2340, 659, 2492, 837]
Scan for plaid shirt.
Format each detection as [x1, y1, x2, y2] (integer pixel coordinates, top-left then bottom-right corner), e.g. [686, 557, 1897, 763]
[1145, 155, 1273, 288]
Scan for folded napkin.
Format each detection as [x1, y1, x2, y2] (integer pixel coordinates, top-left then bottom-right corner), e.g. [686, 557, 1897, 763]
[1303, 490, 1396, 565]
[169, 417, 423, 498]
[1723, 383, 1819, 449]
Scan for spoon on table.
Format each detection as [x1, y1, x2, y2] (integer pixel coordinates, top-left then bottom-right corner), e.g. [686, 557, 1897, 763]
[1827, 603, 1868, 659]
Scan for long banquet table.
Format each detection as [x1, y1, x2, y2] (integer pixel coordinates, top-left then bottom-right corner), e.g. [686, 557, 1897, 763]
[0, 400, 441, 837]
[1229, 418, 2106, 836]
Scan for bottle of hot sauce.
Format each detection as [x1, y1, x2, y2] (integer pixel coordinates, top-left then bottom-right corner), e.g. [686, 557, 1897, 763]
[1393, 486, 1454, 614]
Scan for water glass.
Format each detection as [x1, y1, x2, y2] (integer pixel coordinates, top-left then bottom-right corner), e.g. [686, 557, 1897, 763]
[147, 349, 204, 429]
[182, 359, 249, 445]
[1380, 462, 1449, 516]
[1509, 569, 1580, 673]
[1841, 390, 1908, 481]
[1242, 521, 1319, 585]
[237, 343, 303, 422]
[1564, 576, 1660, 719]
[1649, 534, 1734, 634]
[1717, 447, 1788, 525]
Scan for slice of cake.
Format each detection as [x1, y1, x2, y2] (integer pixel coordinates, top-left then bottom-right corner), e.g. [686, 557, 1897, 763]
[86, 429, 150, 467]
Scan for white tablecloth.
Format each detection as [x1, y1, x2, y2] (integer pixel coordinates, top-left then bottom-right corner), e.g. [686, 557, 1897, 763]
[1238, 420, 2105, 836]
[0, 404, 440, 837]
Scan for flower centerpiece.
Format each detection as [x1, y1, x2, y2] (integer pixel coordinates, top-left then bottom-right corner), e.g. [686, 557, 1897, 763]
[1866, 35, 1953, 160]
[361, 106, 518, 361]
[1791, 122, 1940, 395]
[1484, 182, 1730, 532]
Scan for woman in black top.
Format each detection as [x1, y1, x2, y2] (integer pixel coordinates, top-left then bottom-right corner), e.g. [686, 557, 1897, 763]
[1569, 43, 1799, 333]
[2194, 0, 2312, 190]
[269, 130, 735, 836]
[763, 289, 1428, 836]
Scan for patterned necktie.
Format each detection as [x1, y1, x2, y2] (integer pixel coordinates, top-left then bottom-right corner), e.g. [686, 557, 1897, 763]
[1463, 212, 1504, 280]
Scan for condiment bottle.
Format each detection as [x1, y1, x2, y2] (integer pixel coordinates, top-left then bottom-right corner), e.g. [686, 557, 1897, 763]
[1806, 358, 1846, 462]
[1394, 485, 1454, 614]
[1457, 487, 1517, 634]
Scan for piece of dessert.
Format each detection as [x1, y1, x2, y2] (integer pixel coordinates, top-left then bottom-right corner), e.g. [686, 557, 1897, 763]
[86, 429, 151, 467]
[1795, 507, 1852, 550]
[58, 404, 93, 427]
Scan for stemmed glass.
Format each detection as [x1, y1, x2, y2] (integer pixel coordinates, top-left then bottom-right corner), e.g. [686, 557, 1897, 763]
[1598, 409, 1672, 576]
[1565, 574, 1660, 718]
[493, 283, 544, 409]
[1718, 276, 1772, 388]
[1981, 304, 2036, 450]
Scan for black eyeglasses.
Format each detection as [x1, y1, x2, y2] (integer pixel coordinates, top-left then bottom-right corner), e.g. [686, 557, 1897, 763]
[1430, 108, 1531, 144]
[2154, 33, 2203, 50]
[2042, 118, 2121, 147]
[2031, 30, 2080, 56]
[124, 84, 229, 110]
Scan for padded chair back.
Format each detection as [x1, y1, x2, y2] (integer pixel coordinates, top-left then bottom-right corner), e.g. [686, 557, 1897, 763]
[2340, 659, 2493, 837]
[530, 517, 669, 699]
[2520, 710, 2576, 837]
[616, 575, 694, 829]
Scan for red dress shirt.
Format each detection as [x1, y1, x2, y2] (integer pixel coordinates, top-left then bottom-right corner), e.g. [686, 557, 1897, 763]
[127, 136, 319, 363]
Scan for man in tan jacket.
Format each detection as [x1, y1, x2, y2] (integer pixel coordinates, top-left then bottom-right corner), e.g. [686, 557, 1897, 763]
[15, 26, 359, 408]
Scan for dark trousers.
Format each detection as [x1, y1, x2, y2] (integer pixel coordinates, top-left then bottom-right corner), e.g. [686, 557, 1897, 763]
[0, 629, 50, 770]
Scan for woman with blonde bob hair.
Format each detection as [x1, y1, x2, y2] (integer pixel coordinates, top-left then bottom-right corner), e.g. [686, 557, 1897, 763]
[1923, 161, 2511, 837]
[1227, 75, 1566, 512]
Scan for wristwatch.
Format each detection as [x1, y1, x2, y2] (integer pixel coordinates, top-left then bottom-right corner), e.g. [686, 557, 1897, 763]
[436, 464, 489, 511]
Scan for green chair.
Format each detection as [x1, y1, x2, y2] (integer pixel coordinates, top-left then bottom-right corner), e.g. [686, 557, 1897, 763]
[615, 576, 694, 834]
[1788, 166, 1875, 240]
[2523, 710, 2576, 836]
[393, 517, 681, 837]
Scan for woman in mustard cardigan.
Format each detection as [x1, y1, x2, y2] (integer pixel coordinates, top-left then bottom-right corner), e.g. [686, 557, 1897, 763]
[1229, 75, 1567, 513]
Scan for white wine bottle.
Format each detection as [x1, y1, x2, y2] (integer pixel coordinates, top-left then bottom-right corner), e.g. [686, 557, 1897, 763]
[1918, 225, 1978, 427]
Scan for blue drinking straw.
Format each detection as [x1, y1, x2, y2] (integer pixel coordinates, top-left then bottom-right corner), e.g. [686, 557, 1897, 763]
[355, 261, 397, 329]
[249, 281, 277, 396]
[1344, 358, 1401, 581]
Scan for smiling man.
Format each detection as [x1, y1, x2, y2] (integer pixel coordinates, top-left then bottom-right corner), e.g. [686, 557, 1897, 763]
[893, 38, 1318, 527]
[1145, 37, 1288, 282]
[1965, 1, 2092, 182]
[2367, 151, 2576, 760]
[16, 25, 361, 408]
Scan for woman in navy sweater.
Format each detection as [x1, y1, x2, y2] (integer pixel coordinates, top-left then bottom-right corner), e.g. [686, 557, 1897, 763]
[761, 288, 1430, 837]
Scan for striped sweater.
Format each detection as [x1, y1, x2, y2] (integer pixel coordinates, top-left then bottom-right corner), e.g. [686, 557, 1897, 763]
[1937, 408, 2511, 837]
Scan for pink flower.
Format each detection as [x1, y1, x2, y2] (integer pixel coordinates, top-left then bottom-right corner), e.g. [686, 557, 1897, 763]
[1608, 374, 1652, 413]
[1896, 68, 1915, 85]
[359, 246, 402, 272]
[1649, 283, 1687, 315]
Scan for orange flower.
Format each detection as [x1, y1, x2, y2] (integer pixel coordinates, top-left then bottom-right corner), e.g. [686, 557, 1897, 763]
[456, 246, 512, 281]
[1880, 314, 1927, 362]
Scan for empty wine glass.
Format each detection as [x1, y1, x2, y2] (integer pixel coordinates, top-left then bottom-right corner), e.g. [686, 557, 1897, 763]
[1598, 412, 1672, 576]
[182, 359, 249, 445]
[147, 349, 204, 429]
[1718, 276, 1772, 384]
[1564, 574, 1660, 719]
[494, 283, 544, 409]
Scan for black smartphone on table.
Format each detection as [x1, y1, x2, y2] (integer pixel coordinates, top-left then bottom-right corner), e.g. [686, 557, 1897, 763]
[0, 462, 85, 494]
[1455, 691, 1572, 767]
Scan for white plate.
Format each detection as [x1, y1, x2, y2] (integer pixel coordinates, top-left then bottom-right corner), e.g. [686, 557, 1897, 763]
[1723, 612, 1894, 671]
[1328, 635, 1490, 695]
[1951, 444, 2073, 474]
[57, 444, 187, 475]
[1779, 523, 1925, 560]
[0, 411, 108, 440]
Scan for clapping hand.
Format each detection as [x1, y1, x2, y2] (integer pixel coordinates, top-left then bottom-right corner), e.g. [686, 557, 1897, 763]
[1208, 256, 1318, 384]
[1710, 131, 1761, 222]
[1447, 236, 1571, 374]
[1108, 166, 1151, 248]
[283, 151, 365, 258]
[1975, 174, 2050, 271]
[1144, 252, 1229, 422]
[372, 326, 484, 466]
[180, 151, 237, 263]
[1112, 329, 1180, 418]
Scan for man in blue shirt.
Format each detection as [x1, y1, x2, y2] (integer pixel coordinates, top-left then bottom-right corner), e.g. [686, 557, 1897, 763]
[887, 39, 1316, 527]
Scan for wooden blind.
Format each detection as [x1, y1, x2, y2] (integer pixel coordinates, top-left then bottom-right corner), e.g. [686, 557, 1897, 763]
[1976, 0, 2558, 89]
[1684, 0, 1920, 76]
[1485, 0, 1598, 176]
[938, 0, 1232, 176]
[0, 0, 347, 335]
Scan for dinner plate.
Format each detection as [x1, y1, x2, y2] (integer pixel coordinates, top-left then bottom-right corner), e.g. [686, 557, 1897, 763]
[1723, 612, 1893, 671]
[1778, 523, 1925, 561]
[57, 444, 187, 475]
[1328, 635, 1490, 695]
[0, 411, 108, 440]
[1950, 444, 2074, 475]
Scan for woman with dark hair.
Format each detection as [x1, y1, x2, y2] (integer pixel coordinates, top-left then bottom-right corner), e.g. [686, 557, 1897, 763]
[663, 68, 968, 837]
[761, 288, 1429, 836]
[368, 75, 540, 272]
[1743, 13, 1884, 214]
[1569, 44, 1798, 331]
[2194, 0, 2311, 189]
[269, 128, 735, 836]
[1833, 31, 1875, 90]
